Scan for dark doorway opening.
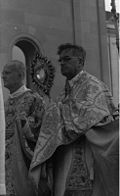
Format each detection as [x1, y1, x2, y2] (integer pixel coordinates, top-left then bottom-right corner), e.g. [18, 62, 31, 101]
[12, 38, 41, 89]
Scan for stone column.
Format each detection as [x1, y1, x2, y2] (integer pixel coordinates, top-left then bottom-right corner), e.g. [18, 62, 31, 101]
[72, 0, 111, 88]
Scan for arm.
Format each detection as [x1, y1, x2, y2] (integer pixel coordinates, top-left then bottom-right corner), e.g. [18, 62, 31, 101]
[15, 93, 45, 160]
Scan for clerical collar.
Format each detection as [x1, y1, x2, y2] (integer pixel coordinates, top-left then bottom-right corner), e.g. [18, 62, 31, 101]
[69, 70, 84, 87]
[9, 85, 30, 98]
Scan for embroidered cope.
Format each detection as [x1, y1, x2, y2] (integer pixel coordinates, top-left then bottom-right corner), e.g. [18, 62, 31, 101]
[5, 88, 45, 196]
[29, 71, 118, 196]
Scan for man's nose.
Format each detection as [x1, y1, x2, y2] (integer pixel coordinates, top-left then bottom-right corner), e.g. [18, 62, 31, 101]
[61, 64, 67, 69]
[2, 73, 6, 79]
[60, 62, 66, 66]
[1, 73, 4, 78]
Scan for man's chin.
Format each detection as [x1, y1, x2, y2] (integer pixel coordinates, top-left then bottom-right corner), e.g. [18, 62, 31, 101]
[3, 83, 8, 88]
[61, 71, 67, 77]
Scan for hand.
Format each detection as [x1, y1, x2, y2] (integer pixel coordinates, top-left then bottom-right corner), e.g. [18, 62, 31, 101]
[15, 111, 27, 121]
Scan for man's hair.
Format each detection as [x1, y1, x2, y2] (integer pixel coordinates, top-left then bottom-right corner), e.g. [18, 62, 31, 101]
[7, 60, 26, 80]
[57, 43, 86, 62]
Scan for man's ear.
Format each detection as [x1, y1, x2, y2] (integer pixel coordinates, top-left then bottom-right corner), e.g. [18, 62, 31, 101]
[18, 72, 24, 81]
[79, 58, 84, 65]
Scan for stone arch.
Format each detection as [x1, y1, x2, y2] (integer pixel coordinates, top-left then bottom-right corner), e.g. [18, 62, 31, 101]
[9, 35, 44, 89]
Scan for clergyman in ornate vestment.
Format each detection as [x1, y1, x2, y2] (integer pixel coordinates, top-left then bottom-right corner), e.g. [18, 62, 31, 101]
[2, 60, 45, 196]
[29, 43, 119, 196]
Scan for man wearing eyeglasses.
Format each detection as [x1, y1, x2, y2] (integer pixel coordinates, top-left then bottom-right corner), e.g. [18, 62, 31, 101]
[29, 43, 119, 196]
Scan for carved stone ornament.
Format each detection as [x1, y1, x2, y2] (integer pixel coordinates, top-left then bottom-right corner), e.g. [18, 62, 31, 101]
[31, 53, 55, 96]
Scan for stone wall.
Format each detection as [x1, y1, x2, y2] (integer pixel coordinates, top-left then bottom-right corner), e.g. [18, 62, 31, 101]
[0, 0, 110, 100]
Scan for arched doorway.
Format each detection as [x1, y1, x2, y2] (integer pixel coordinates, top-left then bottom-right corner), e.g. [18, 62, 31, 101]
[12, 37, 42, 89]
[12, 46, 25, 64]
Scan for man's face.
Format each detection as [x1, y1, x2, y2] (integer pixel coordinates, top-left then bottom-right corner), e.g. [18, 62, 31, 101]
[58, 49, 81, 80]
[2, 64, 20, 91]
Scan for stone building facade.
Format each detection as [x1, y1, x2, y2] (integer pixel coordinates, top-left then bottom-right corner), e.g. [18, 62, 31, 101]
[0, 0, 118, 106]
[106, 11, 119, 106]
[0, 1, 119, 195]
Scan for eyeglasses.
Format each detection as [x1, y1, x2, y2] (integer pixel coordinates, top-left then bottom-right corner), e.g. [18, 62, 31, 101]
[58, 56, 81, 63]
[58, 56, 71, 63]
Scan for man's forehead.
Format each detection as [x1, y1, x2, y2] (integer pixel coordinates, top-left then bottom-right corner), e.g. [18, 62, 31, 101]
[60, 49, 74, 57]
[3, 65, 16, 73]
[4, 63, 15, 70]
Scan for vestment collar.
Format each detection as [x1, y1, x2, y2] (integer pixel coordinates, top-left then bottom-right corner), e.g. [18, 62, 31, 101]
[68, 70, 84, 88]
[9, 85, 30, 98]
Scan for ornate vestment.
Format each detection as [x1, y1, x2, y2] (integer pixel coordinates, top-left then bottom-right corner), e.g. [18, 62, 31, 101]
[5, 87, 45, 196]
[29, 71, 118, 196]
